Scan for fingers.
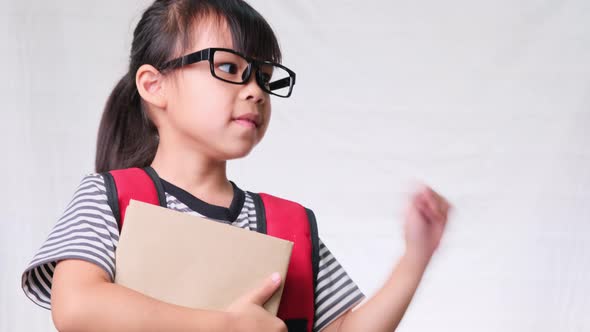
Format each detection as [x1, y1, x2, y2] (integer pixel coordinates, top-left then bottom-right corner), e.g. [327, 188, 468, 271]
[242, 273, 282, 306]
[415, 186, 451, 223]
[415, 192, 439, 223]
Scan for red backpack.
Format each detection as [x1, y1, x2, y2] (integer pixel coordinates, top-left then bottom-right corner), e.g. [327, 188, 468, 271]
[102, 167, 319, 332]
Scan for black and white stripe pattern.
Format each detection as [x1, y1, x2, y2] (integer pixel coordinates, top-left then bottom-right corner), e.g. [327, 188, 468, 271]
[22, 174, 118, 309]
[21, 174, 364, 331]
[313, 242, 366, 330]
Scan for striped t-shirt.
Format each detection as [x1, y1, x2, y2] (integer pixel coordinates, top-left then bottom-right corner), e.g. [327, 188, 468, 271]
[21, 173, 365, 331]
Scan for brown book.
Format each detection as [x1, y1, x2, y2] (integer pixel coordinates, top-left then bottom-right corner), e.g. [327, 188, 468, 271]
[115, 199, 293, 314]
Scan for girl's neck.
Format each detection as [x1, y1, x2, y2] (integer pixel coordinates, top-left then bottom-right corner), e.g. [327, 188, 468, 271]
[150, 143, 234, 209]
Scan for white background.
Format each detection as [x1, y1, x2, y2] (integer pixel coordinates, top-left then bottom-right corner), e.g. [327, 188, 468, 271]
[1, 0, 589, 331]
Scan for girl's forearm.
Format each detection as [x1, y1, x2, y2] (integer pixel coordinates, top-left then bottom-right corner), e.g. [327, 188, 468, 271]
[338, 251, 431, 332]
[52, 281, 232, 332]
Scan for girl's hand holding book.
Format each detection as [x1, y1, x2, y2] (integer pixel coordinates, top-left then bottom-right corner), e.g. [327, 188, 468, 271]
[226, 273, 287, 332]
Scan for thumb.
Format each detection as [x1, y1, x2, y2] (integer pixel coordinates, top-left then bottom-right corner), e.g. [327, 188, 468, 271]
[242, 272, 282, 306]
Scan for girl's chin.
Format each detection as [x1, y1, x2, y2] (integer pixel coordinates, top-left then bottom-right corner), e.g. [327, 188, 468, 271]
[219, 142, 258, 161]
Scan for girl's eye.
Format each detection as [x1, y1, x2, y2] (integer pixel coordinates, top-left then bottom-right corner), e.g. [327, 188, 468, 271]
[218, 63, 239, 74]
[260, 72, 271, 85]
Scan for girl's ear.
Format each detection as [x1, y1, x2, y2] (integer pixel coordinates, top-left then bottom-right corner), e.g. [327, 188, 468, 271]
[136, 64, 167, 109]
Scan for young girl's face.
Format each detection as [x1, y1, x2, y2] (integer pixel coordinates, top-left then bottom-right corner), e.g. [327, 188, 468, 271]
[160, 16, 271, 161]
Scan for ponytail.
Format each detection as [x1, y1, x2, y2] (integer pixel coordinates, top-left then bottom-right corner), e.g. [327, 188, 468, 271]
[95, 72, 158, 173]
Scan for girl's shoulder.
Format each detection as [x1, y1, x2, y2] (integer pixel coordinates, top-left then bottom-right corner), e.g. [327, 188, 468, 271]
[76, 172, 108, 190]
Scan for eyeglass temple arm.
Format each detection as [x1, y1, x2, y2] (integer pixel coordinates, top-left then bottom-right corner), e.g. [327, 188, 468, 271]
[161, 49, 208, 71]
[268, 77, 294, 91]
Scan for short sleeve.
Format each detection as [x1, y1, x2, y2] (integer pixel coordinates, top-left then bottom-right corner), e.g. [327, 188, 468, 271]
[314, 238, 365, 331]
[21, 174, 120, 309]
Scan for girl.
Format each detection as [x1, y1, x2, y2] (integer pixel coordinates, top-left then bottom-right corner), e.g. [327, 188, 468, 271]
[21, 1, 451, 331]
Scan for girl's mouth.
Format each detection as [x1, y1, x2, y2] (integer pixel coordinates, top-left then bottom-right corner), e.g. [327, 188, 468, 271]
[233, 113, 261, 129]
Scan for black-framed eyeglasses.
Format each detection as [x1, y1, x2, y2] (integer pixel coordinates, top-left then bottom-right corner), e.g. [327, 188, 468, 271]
[159, 47, 296, 98]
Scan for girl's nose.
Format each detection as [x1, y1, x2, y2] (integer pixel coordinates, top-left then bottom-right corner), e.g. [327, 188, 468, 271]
[241, 74, 266, 104]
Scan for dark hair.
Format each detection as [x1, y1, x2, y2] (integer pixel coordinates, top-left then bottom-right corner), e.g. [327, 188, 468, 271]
[95, 0, 281, 173]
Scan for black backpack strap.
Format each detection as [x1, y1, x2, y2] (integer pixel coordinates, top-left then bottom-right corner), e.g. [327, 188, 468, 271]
[102, 171, 121, 230]
[251, 192, 267, 234]
[285, 319, 308, 331]
[143, 166, 167, 207]
[305, 207, 320, 328]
